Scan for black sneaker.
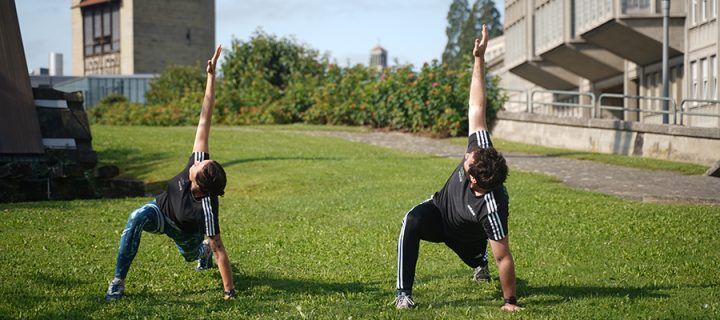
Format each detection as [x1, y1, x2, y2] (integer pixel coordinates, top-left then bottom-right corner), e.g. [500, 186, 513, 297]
[473, 265, 491, 283]
[105, 278, 124, 301]
[394, 291, 416, 309]
[196, 240, 214, 271]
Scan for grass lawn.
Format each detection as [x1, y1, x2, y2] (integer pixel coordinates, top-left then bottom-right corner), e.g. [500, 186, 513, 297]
[1, 125, 718, 319]
[448, 137, 709, 175]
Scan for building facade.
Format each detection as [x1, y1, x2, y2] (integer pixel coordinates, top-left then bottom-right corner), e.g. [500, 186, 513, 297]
[71, 0, 215, 76]
[499, 0, 719, 127]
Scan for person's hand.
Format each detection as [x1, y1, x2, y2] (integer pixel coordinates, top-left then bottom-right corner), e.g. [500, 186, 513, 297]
[501, 303, 524, 312]
[223, 288, 236, 301]
[473, 24, 489, 58]
[207, 45, 222, 75]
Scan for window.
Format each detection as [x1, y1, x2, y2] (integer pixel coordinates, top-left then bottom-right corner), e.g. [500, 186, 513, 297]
[701, 58, 708, 99]
[693, 0, 697, 25]
[691, 61, 698, 99]
[82, 3, 120, 57]
[703, 0, 708, 21]
[711, 56, 717, 100]
[714, 0, 718, 18]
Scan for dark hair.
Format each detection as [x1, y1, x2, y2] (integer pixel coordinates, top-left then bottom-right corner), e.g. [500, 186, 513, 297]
[196, 160, 227, 197]
[467, 146, 508, 191]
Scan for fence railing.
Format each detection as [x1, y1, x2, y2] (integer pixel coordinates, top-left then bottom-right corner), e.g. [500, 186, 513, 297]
[679, 99, 720, 126]
[500, 88, 719, 127]
[530, 89, 596, 118]
[500, 88, 529, 112]
[598, 93, 677, 124]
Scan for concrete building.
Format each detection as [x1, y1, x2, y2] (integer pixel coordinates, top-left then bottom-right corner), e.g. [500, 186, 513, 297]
[71, 0, 215, 76]
[369, 45, 388, 71]
[500, 0, 719, 128]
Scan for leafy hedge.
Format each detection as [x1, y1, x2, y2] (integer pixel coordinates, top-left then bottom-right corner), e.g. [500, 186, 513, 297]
[90, 30, 505, 137]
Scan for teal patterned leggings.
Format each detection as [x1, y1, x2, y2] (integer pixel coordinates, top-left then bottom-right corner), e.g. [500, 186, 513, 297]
[113, 200, 207, 279]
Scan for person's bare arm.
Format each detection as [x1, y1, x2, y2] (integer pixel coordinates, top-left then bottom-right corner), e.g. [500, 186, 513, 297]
[489, 237, 523, 312]
[208, 234, 235, 300]
[193, 45, 222, 154]
[468, 24, 489, 134]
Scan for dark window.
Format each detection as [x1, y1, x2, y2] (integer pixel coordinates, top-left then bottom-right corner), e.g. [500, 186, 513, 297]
[82, 2, 120, 57]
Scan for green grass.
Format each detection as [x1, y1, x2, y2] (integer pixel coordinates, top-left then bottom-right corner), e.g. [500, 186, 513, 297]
[448, 137, 709, 175]
[1, 125, 719, 319]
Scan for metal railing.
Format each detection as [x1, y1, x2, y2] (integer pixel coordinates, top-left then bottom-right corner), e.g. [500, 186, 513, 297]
[529, 89, 596, 118]
[679, 99, 720, 125]
[498, 88, 720, 128]
[499, 88, 529, 112]
[598, 93, 677, 124]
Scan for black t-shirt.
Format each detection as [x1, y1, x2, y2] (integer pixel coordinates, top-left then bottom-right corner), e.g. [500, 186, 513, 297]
[432, 130, 509, 242]
[155, 152, 220, 236]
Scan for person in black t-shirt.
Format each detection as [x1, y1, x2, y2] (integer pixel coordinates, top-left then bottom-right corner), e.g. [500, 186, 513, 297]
[105, 46, 236, 301]
[394, 25, 522, 312]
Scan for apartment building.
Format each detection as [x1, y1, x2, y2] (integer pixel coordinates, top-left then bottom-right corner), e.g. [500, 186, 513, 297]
[500, 0, 718, 127]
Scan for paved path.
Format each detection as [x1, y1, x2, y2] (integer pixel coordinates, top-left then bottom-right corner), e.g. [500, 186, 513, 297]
[301, 130, 720, 205]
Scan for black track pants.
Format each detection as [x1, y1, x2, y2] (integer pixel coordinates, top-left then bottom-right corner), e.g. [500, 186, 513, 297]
[396, 199, 489, 292]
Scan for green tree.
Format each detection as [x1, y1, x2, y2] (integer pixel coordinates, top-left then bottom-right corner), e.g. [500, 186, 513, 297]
[456, 0, 504, 69]
[219, 29, 328, 114]
[145, 65, 205, 106]
[441, 0, 470, 70]
[474, 0, 503, 38]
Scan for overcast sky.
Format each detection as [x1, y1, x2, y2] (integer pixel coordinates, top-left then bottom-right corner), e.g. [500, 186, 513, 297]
[16, 0, 504, 75]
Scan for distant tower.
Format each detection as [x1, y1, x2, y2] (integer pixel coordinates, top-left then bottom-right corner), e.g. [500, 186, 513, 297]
[49, 52, 63, 76]
[369, 45, 387, 71]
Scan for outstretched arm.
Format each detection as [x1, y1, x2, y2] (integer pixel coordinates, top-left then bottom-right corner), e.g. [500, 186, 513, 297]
[208, 234, 235, 300]
[489, 237, 523, 312]
[468, 24, 489, 134]
[193, 45, 222, 154]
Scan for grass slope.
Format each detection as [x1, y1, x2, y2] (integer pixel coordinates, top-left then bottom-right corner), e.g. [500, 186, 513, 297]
[0, 125, 718, 319]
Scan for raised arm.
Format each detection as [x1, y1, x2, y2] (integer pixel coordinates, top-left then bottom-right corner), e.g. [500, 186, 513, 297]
[468, 24, 489, 134]
[193, 45, 222, 154]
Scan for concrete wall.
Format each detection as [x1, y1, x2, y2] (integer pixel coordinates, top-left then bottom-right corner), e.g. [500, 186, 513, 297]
[120, 0, 134, 75]
[72, 0, 214, 75]
[493, 111, 720, 166]
[132, 0, 214, 74]
[71, 0, 82, 76]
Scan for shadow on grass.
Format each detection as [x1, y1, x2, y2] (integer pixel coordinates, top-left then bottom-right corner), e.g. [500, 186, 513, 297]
[222, 156, 345, 168]
[419, 276, 696, 309]
[232, 271, 383, 296]
[95, 147, 173, 179]
[144, 180, 169, 196]
[517, 281, 673, 306]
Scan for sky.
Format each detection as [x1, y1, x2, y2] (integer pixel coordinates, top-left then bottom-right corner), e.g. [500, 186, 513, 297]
[15, 0, 504, 75]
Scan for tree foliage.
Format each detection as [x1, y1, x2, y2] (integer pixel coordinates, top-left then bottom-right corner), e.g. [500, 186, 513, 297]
[91, 30, 506, 138]
[145, 65, 205, 106]
[442, 0, 470, 71]
[444, 0, 504, 70]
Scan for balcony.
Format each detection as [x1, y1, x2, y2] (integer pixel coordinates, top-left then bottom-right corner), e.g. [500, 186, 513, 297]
[504, 0, 626, 90]
[534, 0, 625, 81]
[504, 0, 581, 89]
[574, 0, 686, 66]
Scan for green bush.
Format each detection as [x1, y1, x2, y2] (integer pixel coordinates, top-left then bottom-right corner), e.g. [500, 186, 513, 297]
[90, 30, 506, 137]
[145, 65, 205, 106]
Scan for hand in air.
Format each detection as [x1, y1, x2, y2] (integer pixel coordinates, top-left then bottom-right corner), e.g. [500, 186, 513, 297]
[207, 45, 222, 75]
[473, 24, 489, 58]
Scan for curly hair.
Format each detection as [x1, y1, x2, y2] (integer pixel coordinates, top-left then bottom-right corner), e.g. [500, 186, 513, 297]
[467, 146, 508, 191]
[196, 160, 227, 197]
